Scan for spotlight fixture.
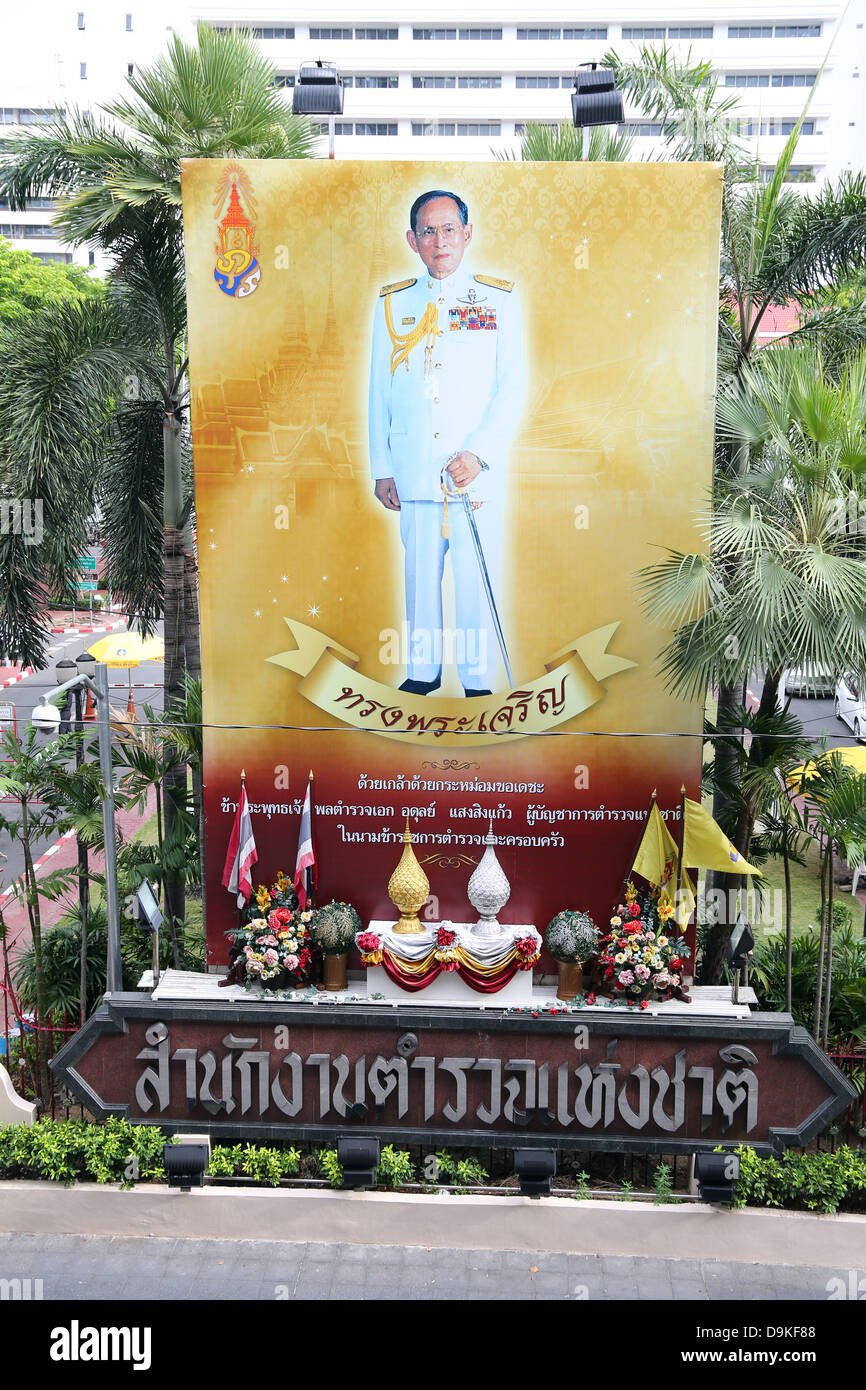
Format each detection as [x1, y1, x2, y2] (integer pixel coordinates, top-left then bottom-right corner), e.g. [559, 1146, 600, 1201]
[163, 1139, 210, 1191]
[337, 1136, 380, 1188]
[694, 1151, 740, 1205]
[292, 60, 344, 116]
[571, 64, 624, 130]
[513, 1147, 556, 1197]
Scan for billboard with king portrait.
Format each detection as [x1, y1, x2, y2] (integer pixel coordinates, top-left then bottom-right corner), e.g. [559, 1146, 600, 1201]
[180, 158, 722, 966]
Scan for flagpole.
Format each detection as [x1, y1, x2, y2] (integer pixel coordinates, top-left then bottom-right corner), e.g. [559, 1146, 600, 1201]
[306, 769, 315, 910]
[618, 788, 657, 902]
[236, 769, 247, 933]
[674, 783, 687, 925]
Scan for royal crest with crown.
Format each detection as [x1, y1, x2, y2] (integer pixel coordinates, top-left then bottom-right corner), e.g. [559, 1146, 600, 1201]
[213, 164, 261, 299]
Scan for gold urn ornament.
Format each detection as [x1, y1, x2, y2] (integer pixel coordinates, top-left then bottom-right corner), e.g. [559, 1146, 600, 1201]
[388, 819, 430, 935]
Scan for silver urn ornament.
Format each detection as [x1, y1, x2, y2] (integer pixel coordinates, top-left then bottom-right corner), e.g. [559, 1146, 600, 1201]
[467, 819, 511, 936]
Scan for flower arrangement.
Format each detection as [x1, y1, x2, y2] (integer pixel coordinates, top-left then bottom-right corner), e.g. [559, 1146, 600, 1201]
[433, 926, 459, 970]
[545, 909, 598, 963]
[309, 900, 362, 956]
[515, 935, 541, 970]
[227, 871, 313, 989]
[356, 931, 383, 966]
[596, 880, 691, 1004]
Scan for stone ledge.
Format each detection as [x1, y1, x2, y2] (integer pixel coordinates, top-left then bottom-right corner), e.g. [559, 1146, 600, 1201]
[0, 1181, 863, 1267]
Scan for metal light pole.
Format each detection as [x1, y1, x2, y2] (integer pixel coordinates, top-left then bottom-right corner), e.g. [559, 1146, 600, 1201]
[33, 662, 122, 996]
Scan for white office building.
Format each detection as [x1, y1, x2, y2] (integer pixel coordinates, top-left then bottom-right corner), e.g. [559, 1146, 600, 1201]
[1, 2, 864, 266]
[194, 1, 865, 182]
[0, 1, 177, 267]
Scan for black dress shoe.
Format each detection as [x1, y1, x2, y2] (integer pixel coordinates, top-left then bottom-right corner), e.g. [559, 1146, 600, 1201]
[463, 688, 492, 697]
[399, 676, 441, 695]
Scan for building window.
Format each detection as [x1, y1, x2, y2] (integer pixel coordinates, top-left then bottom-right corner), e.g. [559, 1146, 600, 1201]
[17, 109, 57, 125]
[458, 75, 501, 87]
[34, 252, 72, 264]
[0, 110, 14, 124]
[514, 121, 559, 134]
[128, 63, 134, 76]
[725, 72, 817, 87]
[621, 27, 666, 40]
[759, 165, 816, 182]
[414, 75, 456, 87]
[733, 118, 815, 136]
[334, 122, 398, 135]
[0, 223, 57, 238]
[775, 24, 821, 37]
[411, 121, 501, 136]
[344, 74, 398, 87]
[564, 27, 607, 39]
[273, 75, 295, 87]
[80, 62, 87, 80]
[413, 29, 457, 40]
[666, 27, 713, 39]
[458, 28, 502, 39]
[623, 121, 664, 136]
[516, 75, 566, 88]
[517, 28, 560, 40]
[309, 28, 352, 40]
[729, 26, 773, 38]
[88, 250, 95, 265]
[354, 27, 398, 39]
[125, 13, 132, 30]
[77, 12, 84, 29]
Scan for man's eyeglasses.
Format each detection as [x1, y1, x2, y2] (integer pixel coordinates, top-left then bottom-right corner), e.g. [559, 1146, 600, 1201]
[416, 223, 463, 241]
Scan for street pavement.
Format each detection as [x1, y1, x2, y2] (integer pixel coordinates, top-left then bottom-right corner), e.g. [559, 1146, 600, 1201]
[0, 1229, 848, 1301]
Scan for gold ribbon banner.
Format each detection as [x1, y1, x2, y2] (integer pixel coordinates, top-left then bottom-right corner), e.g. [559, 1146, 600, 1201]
[267, 619, 636, 747]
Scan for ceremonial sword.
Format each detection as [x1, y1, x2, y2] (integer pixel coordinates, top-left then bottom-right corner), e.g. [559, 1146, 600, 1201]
[441, 465, 515, 690]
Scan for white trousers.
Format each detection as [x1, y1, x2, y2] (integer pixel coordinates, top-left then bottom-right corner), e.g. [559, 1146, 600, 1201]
[399, 498, 503, 690]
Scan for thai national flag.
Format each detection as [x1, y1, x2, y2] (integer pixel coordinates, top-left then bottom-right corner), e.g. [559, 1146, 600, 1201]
[222, 782, 258, 907]
[293, 772, 317, 909]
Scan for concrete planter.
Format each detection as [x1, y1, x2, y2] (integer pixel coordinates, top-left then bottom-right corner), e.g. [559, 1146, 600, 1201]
[0, 1180, 864, 1267]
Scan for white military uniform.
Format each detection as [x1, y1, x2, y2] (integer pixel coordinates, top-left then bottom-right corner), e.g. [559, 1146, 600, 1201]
[369, 263, 526, 690]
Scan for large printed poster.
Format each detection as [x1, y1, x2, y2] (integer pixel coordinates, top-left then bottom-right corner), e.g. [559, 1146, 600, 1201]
[181, 159, 722, 965]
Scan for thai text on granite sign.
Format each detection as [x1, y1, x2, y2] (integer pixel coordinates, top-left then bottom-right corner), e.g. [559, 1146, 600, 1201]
[54, 1000, 855, 1154]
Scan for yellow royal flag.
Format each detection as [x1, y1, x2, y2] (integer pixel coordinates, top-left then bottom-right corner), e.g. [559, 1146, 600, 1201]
[631, 802, 696, 931]
[682, 798, 760, 876]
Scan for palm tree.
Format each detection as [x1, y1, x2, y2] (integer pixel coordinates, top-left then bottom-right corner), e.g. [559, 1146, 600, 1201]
[0, 727, 86, 1101]
[0, 23, 318, 935]
[800, 754, 866, 1046]
[497, 122, 635, 162]
[0, 21, 318, 689]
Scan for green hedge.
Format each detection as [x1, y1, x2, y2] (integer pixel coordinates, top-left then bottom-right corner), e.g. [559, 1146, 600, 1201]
[3, 1120, 865, 1209]
[732, 1145, 866, 1213]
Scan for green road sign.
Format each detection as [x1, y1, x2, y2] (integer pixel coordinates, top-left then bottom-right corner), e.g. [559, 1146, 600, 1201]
[76, 555, 97, 570]
[77, 579, 98, 591]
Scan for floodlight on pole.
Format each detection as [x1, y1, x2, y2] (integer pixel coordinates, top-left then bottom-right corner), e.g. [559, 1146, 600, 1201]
[571, 64, 624, 130]
[292, 59, 344, 159]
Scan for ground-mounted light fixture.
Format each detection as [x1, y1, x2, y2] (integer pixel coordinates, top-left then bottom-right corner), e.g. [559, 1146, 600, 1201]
[163, 1138, 211, 1191]
[693, 1151, 740, 1204]
[727, 913, 755, 1004]
[513, 1147, 556, 1197]
[571, 64, 624, 130]
[337, 1136, 380, 1188]
[292, 59, 344, 158]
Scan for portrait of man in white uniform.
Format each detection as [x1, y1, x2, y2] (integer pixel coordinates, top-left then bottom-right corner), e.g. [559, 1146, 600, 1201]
[368, 188, 526, 696]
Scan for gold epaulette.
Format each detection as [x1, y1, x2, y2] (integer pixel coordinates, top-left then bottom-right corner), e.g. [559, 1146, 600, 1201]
[475, 273, 514, 292]
[380, 277, 417, 296]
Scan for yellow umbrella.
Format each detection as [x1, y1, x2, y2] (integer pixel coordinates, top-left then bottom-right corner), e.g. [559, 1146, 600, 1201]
[789, 744, 866, 787]
[87, 633, 165, 667]
[87, 632, 164, 716]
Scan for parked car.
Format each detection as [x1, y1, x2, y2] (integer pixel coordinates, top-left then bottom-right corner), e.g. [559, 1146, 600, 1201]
[835, 675, 866, 740]
[782, 664, 836, 698]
